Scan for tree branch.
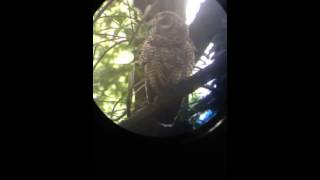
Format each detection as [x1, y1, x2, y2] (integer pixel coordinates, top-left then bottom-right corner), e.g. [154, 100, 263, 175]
[122, 52, 226, 125]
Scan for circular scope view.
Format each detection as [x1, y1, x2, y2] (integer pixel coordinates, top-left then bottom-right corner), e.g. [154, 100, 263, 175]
[93, 0, 227, 137]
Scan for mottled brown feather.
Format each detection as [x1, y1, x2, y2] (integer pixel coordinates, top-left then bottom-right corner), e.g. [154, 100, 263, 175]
[138, 11, 195, 124]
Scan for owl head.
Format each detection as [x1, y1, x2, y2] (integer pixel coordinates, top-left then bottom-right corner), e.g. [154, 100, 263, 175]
[151, 11, 189, 40]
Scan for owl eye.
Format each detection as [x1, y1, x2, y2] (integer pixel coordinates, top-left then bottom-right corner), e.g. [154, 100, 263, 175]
[159, 16, 171, 25]
[158, 16, 173, 29]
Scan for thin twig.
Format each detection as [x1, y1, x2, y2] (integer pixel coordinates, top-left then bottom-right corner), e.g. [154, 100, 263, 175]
[111, 18, 121, 25]
[95, 93, 113, 98]
[99, 24, 133, 31]
[93, 40, 128, 71]
[95, 99, 126, 103]
[110, 108, 126, 114]
[110, 96, 126, 118]
[113, 110, 127, 121]
[93, 39, 108, 46]
[126, 64, 135, 118]
[133, 83, 145, 95]
[100, 15, 138, 21]
[93, 0, 116, 25]
[127, 0, 156, 46]
[133, 78, 145, 89]
[128, 22, 142, 46]
[93, 45, 98, 60]
[126, 0, 135, 33]
[94, 33, 126, 39]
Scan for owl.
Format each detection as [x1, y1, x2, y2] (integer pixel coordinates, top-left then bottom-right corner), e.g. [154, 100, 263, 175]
[138, 11, 195, 125]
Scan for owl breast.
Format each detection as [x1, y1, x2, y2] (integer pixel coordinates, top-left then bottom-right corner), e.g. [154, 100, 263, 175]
[138, 11, 195, 103]
[140, 39, 195, 97]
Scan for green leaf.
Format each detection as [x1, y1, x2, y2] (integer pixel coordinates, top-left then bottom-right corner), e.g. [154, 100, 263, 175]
[113, 14, 126, 25]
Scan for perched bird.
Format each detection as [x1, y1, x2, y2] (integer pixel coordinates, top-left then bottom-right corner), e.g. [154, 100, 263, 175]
[138, 11, 195, 127]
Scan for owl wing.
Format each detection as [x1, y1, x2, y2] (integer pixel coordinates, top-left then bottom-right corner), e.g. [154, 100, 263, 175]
[172, 41, 195, 80]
